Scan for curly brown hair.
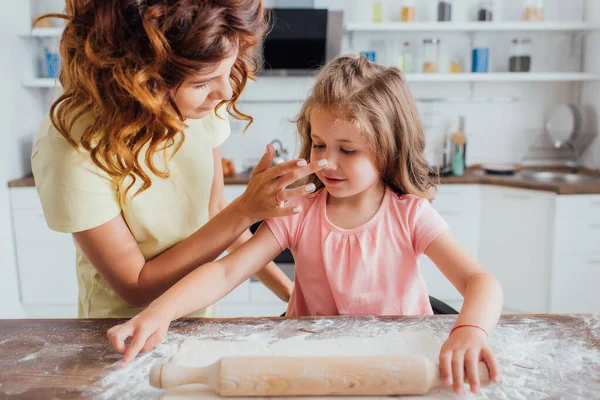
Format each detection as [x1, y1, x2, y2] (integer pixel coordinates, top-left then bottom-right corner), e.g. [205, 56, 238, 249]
[37, 0, 268, 199]
[296, 54, 436, 200]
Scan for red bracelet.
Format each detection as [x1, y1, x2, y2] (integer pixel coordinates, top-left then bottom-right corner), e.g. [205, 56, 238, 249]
[449, 324, 488, 338]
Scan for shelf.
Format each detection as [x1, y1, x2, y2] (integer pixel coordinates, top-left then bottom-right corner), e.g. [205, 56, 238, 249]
[23, 78, 60, 88]
[20, 27, 64, 37]
[345, 21, 600, 33]
[403, 73, 600, 82]
[23, 73, 600, 89]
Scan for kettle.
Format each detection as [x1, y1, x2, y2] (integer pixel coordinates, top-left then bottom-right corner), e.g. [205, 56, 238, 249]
[270, 139, 289, 166]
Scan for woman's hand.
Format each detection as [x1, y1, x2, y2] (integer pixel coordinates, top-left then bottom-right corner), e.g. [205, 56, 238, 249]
[235, 144, 327, 224]
[439, 326, 500, 396]
[107, 308, 172, 368]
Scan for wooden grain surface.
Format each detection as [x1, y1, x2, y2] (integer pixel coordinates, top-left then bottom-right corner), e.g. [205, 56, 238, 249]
[0, 315, 599, 399]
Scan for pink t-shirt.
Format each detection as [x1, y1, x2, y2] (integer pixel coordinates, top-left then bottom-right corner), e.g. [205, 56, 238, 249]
[265, 186, 449, 317]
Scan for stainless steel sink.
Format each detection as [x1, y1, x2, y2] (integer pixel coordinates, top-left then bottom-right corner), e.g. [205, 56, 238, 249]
[516, 171, 600, 184]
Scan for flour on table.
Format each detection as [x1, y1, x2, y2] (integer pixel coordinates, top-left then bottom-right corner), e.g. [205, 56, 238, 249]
[162, 327, 462, 400]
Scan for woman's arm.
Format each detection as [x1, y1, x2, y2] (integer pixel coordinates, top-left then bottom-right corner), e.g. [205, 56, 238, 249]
[74, 146, 324, 307]
[107, 224, 284, 365]
[210, 147, 293, 302]
[425, 231, 503, 395]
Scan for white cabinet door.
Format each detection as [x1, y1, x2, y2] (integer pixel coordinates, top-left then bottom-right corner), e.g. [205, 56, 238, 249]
[419, 185, 481, 307]
[479, 186, 555, 313]
[10, 188, 78, 306]
[550, 195, 600, 313]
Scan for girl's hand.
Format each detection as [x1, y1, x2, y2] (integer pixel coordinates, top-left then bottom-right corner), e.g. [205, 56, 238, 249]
[236, 144, 327, 223]
[107, 308, 171, 368]
[439, 326, 500, 396]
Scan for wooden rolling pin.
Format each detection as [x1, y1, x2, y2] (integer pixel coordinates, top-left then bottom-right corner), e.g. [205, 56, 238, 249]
[150, 355, 490, 396]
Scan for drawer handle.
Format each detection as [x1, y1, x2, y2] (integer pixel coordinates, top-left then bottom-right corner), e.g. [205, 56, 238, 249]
[587, 260, 600, 266]
[591, 201, 600, 207]
[438, 211, 462, 217]
[590, 224, 600, 229]
[502, 194, 533, 200]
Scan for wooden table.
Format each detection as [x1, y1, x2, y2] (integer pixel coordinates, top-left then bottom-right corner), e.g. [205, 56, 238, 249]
[1, 315, 599, 399]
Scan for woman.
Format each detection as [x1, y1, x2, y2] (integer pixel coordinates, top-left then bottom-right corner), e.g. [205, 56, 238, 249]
[31, 0, 325, 318]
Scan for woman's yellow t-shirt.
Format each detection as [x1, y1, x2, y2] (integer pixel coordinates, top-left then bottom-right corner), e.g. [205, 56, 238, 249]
[31, 110, 230, 318]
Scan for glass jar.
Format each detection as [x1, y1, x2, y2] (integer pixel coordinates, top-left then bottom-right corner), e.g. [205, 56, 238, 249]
[422, 38, 440, 73]
[523, 0, 544, 21]
[449, 59, 462, 73]
[402, 0, 416, 22]
[509, 38, 532, 72]
[478, 0, 494, 21]
[398, 41, 414, 73]
[437, 0, 453, 22]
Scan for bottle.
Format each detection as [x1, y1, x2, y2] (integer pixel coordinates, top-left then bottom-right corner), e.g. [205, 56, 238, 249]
[398, 42, 414, 73]
[402, 0, 416, 22]
[451, 117, 466, 177]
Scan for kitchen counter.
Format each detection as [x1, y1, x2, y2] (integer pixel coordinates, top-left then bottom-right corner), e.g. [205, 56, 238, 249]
[9, 166, 600, 194]
[0, 315, 599, 399]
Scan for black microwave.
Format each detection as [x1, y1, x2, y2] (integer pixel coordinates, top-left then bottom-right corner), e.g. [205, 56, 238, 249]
[258, 8, 343, 76]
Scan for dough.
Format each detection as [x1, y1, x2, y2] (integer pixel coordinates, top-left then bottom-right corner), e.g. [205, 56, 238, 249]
[161, 328, 463, 399]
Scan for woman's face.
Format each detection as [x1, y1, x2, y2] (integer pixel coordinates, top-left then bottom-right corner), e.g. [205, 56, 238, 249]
[173, 54, 236, 119]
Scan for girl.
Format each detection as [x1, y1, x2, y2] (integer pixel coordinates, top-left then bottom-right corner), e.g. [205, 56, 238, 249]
[31, 0, 326, 319]
[108, 55, 503, 396]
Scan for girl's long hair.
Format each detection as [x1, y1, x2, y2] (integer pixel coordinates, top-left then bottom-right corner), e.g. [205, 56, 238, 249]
[296, 54, 435, 199]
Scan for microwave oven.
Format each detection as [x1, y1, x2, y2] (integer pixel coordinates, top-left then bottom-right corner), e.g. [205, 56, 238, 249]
[257, 8, 343, 76]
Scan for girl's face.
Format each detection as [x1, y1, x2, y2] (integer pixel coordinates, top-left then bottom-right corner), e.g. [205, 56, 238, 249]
[310, 108, 381, 198]
[173, 54, 236, 119]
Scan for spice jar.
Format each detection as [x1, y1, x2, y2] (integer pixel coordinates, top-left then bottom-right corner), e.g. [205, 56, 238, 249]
[523, 0, 544, 21]
[422, 38, 440, 73]
[478, 0, 494, 21]
[509, 38, 532, 72]
[402, 0, 416, 22]
[438, 0, 452, 22]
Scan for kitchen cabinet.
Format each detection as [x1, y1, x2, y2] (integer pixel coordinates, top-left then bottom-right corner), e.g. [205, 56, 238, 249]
[10, 183, 600, 317]
[10, 188, 77, 317]
[479, 186, 555, 313]
[419, 184, 482, 311]
[549, 195, 600, 313]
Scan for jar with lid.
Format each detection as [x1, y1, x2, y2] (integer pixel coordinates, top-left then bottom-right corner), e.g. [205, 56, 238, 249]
[402, 0, 416, 22]
[523, 0, 544, 21]
[422, 38, 440, 73]
[509, 38, 532, 72]
[478, 0, 494, 21]
[398, 41, 414, 73]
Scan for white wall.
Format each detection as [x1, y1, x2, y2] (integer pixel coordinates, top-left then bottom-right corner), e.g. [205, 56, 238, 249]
[0, 2, 34, 318]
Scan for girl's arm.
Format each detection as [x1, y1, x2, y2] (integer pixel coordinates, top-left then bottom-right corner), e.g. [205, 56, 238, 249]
[108, 224, 284, 366]
[425, 231, 503, 396]
[210, 148, 293, 302]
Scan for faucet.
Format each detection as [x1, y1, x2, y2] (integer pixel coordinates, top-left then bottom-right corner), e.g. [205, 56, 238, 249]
[554, 140, 579, 173]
